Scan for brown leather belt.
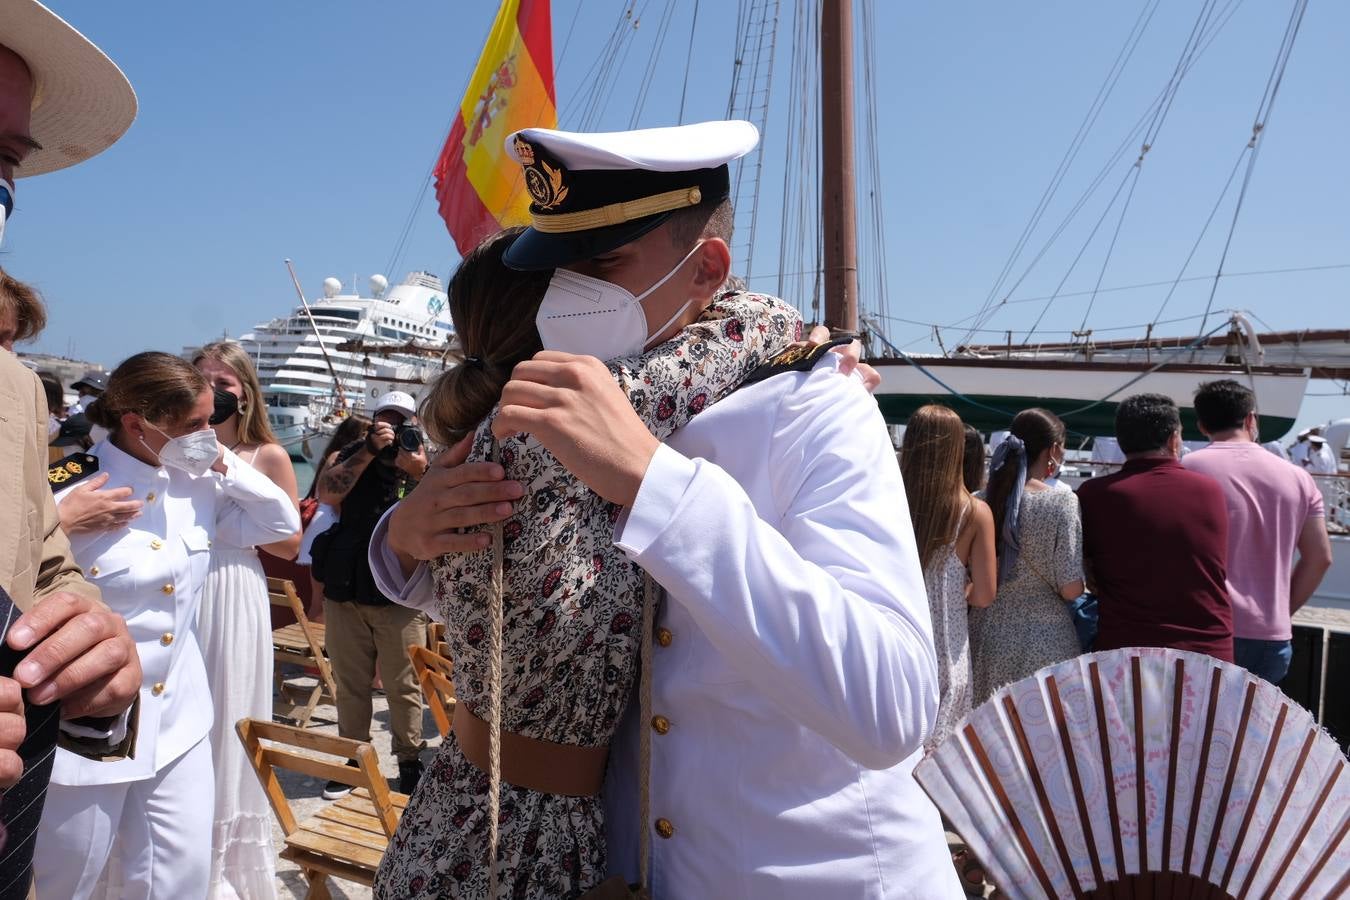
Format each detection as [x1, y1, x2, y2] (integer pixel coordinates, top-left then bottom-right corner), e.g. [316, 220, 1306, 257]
[452, 702, 609, 797]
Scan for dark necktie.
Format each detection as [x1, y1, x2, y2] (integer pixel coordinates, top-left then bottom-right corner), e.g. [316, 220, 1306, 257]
[0, 585, 60, 900]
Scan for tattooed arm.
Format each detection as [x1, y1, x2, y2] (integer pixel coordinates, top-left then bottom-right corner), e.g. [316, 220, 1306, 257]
[316, 436, 382, 507]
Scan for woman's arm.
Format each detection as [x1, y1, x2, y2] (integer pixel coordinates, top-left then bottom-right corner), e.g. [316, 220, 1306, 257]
[213, 447, 302, 547]
[964, 498, 997, 608]
[250, 442, 302, 560]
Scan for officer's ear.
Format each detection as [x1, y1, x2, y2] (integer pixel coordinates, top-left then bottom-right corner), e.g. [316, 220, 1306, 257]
[689, 238, 731, 301]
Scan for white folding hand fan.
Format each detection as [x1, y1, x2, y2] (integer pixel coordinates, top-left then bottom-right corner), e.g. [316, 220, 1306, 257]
[915, 648, 1349, 899]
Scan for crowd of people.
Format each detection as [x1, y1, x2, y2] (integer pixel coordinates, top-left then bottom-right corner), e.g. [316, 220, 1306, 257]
[0, 3, 1342, 900]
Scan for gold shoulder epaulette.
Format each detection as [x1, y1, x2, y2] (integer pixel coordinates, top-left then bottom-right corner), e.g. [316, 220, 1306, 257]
[48, 452, 100, 491]
[742, 336, 855, 386]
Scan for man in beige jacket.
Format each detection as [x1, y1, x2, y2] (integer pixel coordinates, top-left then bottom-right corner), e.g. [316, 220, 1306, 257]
[1, 2, 144, 893]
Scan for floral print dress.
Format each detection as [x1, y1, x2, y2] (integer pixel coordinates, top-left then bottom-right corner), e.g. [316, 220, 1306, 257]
[375, 292, 801, 900]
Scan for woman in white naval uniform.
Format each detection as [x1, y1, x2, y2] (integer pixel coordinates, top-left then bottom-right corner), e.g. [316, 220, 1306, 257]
[33, 352, 300, 900]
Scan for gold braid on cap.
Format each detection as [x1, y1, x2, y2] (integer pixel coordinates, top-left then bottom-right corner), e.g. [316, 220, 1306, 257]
[531, 186, 703, 234]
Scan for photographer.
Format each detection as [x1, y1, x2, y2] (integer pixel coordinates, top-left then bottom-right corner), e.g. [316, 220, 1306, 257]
[312, 392, 428, 795]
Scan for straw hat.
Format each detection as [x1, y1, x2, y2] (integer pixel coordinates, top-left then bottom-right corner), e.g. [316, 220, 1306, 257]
[1, 0, 136, 177]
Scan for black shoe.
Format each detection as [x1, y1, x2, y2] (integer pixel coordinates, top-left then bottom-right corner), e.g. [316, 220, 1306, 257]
[398, 759, 424, 794]
[322, 758, 359, 800]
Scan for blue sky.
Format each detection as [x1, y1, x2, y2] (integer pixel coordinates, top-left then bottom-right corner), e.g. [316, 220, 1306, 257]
[7, 0, 1347, 432]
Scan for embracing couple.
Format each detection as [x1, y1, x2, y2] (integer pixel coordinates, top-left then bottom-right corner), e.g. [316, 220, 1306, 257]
[367, 121, 962, 900]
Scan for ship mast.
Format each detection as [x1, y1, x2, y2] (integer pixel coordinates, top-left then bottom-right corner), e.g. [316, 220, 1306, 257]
[820, 0, 859, 332]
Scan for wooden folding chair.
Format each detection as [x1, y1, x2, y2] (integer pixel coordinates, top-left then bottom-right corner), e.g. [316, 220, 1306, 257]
[426, 620, 449, 658]
[408, 643, 456, 739]
[269, 577, 338, 727]
[237, 718, 406, 899]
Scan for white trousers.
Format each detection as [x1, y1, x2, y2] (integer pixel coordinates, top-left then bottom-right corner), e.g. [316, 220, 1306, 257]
[34, 736, 215, 900]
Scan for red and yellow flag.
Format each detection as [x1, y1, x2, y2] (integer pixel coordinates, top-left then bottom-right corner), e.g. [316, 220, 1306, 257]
[434, 0, 555, 256]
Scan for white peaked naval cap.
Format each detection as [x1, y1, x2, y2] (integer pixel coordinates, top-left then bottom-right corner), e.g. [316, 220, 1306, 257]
[505, 120, 760, 171]
[373, 391, 417, 419]
[1, 0, 138, 177]
[501, 120, 759, 270]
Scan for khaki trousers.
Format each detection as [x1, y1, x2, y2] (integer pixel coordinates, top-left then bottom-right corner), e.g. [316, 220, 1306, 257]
[323, 600, 427, 764]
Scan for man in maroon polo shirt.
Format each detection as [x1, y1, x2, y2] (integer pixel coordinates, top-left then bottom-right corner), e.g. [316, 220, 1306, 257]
[1078, 393, 1234, 661]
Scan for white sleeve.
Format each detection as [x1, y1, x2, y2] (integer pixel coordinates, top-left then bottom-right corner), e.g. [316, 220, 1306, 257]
[212, 448, 302, 547]
[367, 504, 439, 617]
[614, 365, 939, 769]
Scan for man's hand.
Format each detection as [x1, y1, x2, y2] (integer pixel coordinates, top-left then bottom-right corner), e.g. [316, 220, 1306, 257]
[7, 593, 141, 719]
[493, 351, 658, 507]
[387, 434, 524, 564]
[56, 473, 142, 535]
[395, 443, 429, 479]
[366, 422, 396, 453]
[0, 677, 25, 788]
[805, 325, 881, 393]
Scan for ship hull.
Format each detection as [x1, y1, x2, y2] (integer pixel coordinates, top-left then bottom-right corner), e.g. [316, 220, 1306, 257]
[869, 357, 1308, 440]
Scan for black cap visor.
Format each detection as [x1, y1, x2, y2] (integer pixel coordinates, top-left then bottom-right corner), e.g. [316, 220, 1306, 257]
[503, 210, 676, 271]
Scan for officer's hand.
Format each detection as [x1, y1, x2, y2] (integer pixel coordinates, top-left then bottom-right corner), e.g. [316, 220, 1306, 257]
[7, 593, 141, 719]
[366, 422, 396, 452]
[0, 677, 26, 788]
[56, 473, 142, 535]
[494, 352, 657, 507]
[395, 443, 429, 479]
[805, 325, 881, 393]
[387, 434, 523, 571]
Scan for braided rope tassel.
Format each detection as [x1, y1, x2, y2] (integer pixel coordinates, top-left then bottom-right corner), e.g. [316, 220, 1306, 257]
[637, 574, 657, 895]
[487, 447, 505, 898]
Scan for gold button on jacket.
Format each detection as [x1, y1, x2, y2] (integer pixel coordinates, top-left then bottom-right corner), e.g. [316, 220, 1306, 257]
[654, 818, 675, 839]
[651, 715, 670, 735]
[656, 627, 673, 647]
[160, 633, 174, 646]
[151, 682, 166, 696]
[161, 584, 174, 595]
[149, 539, 163, 550]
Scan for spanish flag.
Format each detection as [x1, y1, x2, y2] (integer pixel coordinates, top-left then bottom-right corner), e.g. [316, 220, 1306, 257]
[434, 0, 555, 255]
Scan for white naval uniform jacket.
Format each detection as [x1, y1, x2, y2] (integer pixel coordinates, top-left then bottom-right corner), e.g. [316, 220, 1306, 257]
[372, 355, 962, 899]
[51, 439, 299, 786]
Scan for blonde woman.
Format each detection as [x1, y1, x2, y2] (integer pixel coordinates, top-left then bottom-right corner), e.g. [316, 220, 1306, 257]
[899, 405, 996, 753]
[192, 341, 301, 899]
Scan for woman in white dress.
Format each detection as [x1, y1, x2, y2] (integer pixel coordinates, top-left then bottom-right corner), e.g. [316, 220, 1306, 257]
[193, 341, 301, 900]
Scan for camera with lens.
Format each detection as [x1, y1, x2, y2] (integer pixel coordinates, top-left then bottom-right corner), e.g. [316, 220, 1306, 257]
[371, 422, 423, 461]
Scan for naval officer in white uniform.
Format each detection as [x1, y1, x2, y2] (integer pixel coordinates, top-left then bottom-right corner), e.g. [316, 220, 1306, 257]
[371, 121, 961, 898]
[35, 351, 300, 900]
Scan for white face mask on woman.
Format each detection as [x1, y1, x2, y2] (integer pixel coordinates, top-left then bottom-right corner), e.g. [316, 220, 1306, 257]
[141, 421, 219, 476]
[535, 241, 705, 361]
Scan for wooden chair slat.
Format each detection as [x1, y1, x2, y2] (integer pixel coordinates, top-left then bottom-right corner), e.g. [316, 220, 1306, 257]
[284, 830, 386, 870]
[350, 787, 410, 810]
[408, 643, 456, 739]
[298, 817, 392, 854]
[315, 804, 390, 836]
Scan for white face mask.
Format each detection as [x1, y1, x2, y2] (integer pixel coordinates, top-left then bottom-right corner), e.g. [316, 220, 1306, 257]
[0, 178, 13, 250]
[535, 241, 705, 361]
[142, 421, 219, 476]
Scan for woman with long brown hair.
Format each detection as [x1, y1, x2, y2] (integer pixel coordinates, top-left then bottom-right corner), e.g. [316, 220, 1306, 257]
[900, 405, 996, 752]
[968, 408, 1085, 704]
[375, 227, 801, 899]
[34, 352, 298, 899]
[191, 340, 301, 900]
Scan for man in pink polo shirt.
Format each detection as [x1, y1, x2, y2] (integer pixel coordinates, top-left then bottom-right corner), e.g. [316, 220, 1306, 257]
[1182, 380, 1334, 684]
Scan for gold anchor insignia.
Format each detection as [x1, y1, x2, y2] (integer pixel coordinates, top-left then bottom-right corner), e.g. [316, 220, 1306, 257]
[525, 160, 569, 210]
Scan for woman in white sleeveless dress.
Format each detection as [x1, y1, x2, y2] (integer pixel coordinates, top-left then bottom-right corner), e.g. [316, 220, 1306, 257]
[898, 405, 996, 753]
[195, 342, 301, 899]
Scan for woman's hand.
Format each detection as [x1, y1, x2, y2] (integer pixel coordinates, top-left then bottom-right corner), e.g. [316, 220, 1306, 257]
[802, 325, 881, 392]
[57, 474, 143, 535]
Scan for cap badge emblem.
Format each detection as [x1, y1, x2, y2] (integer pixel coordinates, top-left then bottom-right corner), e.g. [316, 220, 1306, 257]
[525, 160, 569, 210]
[512, 135, 536, 166]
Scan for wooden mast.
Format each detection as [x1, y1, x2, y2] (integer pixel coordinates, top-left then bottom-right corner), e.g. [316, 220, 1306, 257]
[821, 0, 859, 332]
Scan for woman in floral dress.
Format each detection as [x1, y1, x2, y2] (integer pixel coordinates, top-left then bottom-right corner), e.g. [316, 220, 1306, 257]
[969, 408, 1086, 705]
[374, 228, 800, 899]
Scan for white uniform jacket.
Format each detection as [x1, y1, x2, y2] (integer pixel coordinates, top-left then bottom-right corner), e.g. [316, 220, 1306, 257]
[371, 356, 960, 899]
[52, 440, 299, 786]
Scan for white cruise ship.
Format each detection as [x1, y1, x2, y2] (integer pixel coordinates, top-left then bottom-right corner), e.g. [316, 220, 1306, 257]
[240, 271, 454, 458]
